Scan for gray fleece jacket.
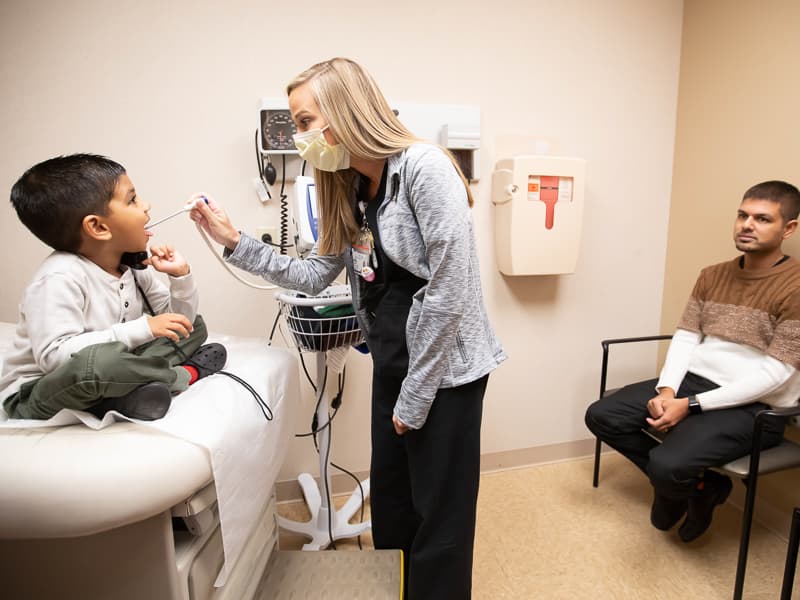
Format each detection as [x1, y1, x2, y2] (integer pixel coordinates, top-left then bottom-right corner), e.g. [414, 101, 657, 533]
[226, 143, 506, 429]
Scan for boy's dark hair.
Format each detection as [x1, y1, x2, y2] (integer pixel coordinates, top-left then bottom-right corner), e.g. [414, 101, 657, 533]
[10, 154, 126, 252]
[743, 180, 800, 222]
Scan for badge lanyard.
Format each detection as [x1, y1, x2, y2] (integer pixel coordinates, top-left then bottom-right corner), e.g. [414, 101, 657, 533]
[352, 200, 378, 281]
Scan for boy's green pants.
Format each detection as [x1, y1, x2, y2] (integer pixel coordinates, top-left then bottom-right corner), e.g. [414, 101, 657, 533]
[3, 316, 208, 420]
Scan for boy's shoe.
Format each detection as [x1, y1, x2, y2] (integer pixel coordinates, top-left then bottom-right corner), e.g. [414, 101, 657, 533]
[183, 343, 227, 380]
[650, 493, 688, 530]
[87, 382, 172, 421]
[679, 471, 733, 542]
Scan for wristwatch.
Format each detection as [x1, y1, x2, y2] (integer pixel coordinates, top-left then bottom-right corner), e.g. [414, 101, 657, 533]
[688, 395, 703, 415]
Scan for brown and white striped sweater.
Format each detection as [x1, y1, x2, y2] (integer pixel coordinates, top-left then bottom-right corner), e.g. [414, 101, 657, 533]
[657, 256, 800, 410]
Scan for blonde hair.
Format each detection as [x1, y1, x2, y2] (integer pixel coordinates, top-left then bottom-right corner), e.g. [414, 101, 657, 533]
[287, 57, 473, 255]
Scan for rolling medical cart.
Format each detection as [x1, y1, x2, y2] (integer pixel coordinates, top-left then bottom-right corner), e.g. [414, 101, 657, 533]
[275, 285, 371, 550]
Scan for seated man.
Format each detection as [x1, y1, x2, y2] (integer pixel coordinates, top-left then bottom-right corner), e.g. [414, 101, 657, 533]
[585, 180, 800, 542]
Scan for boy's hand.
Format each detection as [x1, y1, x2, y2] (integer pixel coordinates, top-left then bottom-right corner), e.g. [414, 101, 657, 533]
[146, 244, 190, 277]
[148, 313, 193, 341]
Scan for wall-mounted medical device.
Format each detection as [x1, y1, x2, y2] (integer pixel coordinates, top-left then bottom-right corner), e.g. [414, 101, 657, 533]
[293, 175, 318, 255]
[259, 97, 298, 154]
[392, 102, 481, 182]
[256, 98, 481, 179]
[491, 155, 586, 275]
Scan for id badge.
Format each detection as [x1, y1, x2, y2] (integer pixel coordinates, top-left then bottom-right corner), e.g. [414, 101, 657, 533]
[353, 229, 375, 281]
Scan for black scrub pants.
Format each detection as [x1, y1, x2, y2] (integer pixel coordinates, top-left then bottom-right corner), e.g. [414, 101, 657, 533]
[370, 372, 487, 600]
[585, 372, 785, 499]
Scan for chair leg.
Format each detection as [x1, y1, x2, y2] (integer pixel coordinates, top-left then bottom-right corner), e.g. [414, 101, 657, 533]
[733, 475, 759, 600]
[593, 438, 602, 487]
[780, 507, 800, 600]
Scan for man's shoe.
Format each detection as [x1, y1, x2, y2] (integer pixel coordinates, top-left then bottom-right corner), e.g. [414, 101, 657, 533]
[679, 471, 733, 542]
[651, 493, 688, 530]
[87, 382, 172, 421]
[183, 343, 227, 380]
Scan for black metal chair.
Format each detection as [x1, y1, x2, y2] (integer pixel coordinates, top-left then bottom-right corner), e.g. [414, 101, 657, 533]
[780, 507, 800, 600]
[591, 335, 800, 600]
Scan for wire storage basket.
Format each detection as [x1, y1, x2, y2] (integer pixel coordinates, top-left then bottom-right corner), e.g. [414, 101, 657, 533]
[276, 285, 364, 352]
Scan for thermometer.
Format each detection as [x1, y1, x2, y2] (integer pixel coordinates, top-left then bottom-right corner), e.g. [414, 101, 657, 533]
[146, 197, 208, 229]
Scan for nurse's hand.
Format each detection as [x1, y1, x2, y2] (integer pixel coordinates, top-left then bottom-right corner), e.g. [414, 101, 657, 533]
[392, 414, 410, 436]
[188, 194, 241, 251]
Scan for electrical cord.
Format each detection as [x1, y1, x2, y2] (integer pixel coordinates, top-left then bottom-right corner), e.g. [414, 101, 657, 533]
[293, 367, 349, 438]
[266, 311, 281, 348]
[196, 222, 277, 290]
[132, 273, 273, 421]
[267, 311, 318, 391]
[218, 369, 273, 421]
[313, 365, 337, 550]
[308, 367, 365, 550]
[322, 401, 336, 549]
[330, 459, 365, 550]
[279, 153, 290, 255]
[254, 129, 272, 201]
[297, 350, 318, 392]
[333, 368, 345, 410]
[327, 368, 365, 548]
[254, 151, 294, 253]
[294, 365, 329, 438]
[290, 363, 336, 548]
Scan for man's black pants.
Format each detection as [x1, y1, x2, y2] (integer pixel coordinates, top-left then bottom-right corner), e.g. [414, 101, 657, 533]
[585, 373, 785, 499]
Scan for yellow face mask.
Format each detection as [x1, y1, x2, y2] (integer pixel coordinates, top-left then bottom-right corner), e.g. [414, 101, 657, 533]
[292, 125, 350, 172]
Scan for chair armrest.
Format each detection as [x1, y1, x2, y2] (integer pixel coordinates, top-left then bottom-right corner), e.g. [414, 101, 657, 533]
[601, 335, 673, 350]
[599, 335, 673, 398]
[755, 405, 800, 423]
[753, 403, 800, 435]
[741, 403, 800, 481]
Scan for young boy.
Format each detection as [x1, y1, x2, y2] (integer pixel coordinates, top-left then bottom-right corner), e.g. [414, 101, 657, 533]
[0, 153, 225, 421]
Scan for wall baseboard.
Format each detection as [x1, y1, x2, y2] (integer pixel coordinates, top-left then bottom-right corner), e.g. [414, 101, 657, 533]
[276, 438, 598, 503]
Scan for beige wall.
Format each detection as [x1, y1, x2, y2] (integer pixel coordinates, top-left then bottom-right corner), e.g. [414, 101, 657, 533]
[0, 0, 683, 483]
[665, 0, 800, 521]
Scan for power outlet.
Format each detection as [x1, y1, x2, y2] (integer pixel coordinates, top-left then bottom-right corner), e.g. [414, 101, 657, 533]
[256, 226, 278, 246]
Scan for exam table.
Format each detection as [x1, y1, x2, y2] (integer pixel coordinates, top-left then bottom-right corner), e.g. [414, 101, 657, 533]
[0, 322, 298, 600]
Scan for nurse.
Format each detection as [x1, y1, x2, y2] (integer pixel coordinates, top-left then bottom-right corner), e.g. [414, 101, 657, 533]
[192, 57, 505, 600]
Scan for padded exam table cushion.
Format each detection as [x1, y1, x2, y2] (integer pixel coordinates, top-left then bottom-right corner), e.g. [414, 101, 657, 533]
[0, 422, 212, 538]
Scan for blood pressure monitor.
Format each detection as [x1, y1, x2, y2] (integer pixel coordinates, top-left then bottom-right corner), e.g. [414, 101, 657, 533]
[259, 100, 298, 154]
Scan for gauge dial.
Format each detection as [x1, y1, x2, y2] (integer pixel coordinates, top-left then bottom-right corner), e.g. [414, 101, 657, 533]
[262, 110, 297, 151]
